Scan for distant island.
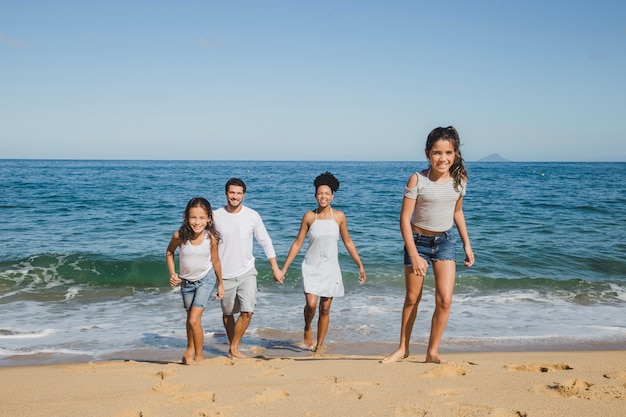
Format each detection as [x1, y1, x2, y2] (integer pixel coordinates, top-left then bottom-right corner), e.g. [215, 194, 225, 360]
[477, 153, 511, 162]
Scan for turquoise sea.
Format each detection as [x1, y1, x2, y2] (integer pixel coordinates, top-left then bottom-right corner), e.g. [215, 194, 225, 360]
[1, 160, 625, 366]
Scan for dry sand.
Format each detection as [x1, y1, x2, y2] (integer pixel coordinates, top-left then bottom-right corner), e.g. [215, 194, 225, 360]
[1, 351, 625, 416]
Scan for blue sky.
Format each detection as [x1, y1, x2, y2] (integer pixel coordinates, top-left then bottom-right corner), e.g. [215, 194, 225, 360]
[1, 1, 625, 161]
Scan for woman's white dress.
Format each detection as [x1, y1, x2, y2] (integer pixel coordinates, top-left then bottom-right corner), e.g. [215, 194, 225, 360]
[301, 209, 344, 298]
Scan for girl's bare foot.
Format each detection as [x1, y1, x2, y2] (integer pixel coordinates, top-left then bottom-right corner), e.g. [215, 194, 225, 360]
[380, 348, 409, 364]
[425, 353, 453, 364]
[182, 348, 194, 365]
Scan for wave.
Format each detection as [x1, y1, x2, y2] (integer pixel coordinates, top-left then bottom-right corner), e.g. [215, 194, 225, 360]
[0, 254, 168, 303]
[455, 276, 626, 305]
[2, 254, 624, 308]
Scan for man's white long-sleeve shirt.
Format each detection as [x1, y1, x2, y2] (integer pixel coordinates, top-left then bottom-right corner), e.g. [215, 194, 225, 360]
[213, 205, 276, 279]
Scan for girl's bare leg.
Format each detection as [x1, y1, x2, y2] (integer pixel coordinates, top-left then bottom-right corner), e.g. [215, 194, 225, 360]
[184, 306, 205, 364]
[381, 266, 424, 363]
[315, 297, 333, 353]
[425, 260, 456, 364]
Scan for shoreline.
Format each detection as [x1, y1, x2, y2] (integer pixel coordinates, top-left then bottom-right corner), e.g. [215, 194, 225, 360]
[1, 350, 625, 417]
[3, 337, 626, 368]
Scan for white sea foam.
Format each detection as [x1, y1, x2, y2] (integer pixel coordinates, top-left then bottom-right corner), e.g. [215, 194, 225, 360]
[0, 328, 56, 339]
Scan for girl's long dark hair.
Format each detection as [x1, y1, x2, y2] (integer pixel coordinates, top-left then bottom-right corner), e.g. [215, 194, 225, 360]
[426, 126, 468, 191]
[178, 197, 220, 243]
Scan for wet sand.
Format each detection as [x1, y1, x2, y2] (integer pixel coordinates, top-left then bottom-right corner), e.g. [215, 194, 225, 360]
[1, 350, 625, 417]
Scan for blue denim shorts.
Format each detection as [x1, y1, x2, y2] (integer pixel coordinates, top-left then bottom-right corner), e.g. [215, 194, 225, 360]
[404, 229, 456, 266]
[181, 270, 216, 311]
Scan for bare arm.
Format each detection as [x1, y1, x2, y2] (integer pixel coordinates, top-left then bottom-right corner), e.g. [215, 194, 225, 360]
[280, 212, 313, 279]
[252, 212, 284, 283]
[165, 232, 182, 287]
[400, 173, 428, 276]
[336, 210, 366, 284]
[210, 235, 224, 299]
[267, 257, 283, 283]
[453, 196, 474, 267]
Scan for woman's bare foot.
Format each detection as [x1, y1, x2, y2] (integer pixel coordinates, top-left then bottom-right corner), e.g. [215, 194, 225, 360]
[228, 348, 248, 359]
[303, 328, 314, 350]
[300, 340, 315, 350]
[380, 348, 409, 364]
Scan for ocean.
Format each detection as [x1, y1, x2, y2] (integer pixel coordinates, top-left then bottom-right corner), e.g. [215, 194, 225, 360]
[1, 160, 625, 366]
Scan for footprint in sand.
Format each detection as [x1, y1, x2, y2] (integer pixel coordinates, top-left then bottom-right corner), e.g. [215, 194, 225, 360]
[254, 388, 290, 403]
[393, 405, 427, 417]
[422, 364, 469, 377]
[151, 381, 186, 395]
[316, 375, 368, 399]
[540, 379, 593, 399]
[537, 374, 626, 400]
[505, 362, 572, 373]
[154, 369, 177, 380]
[173, 391, 217, 404]
[603, 371, 626, 381]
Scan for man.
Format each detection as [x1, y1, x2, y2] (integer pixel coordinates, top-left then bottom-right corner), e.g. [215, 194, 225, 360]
[213, 178, 283, 358]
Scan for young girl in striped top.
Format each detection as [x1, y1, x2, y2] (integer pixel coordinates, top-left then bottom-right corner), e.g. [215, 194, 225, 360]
[382, 126, 474, 364]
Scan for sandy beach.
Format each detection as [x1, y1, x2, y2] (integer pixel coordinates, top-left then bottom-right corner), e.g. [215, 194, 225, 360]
[1, 350, 625, 417]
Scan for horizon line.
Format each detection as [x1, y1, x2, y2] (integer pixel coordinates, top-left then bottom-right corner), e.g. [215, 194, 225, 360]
[1, 158, 625, 164]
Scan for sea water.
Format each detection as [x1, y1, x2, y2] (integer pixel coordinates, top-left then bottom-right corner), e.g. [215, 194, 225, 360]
[1, 160, 625, 365]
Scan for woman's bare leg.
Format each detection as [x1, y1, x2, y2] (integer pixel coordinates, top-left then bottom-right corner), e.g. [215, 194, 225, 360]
[315, 297, 333, 353]
[303, 293, 318, 349]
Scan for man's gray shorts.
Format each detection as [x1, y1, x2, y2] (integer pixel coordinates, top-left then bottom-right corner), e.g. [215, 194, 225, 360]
[220, 267, 258, 315]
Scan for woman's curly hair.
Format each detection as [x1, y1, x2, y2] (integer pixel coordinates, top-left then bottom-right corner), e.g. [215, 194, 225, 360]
[313, 171, 340, 193]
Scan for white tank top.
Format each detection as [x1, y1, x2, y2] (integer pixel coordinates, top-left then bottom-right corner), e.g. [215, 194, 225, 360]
[179, 231, 213, 281]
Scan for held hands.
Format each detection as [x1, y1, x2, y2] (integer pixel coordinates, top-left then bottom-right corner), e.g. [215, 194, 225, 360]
[169, 273, 181, 287]
[272, 267, 285, 284]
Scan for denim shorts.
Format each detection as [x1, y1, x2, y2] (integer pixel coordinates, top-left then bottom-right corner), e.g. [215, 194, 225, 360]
[220, 267, 258, 315]
[404, 229, 456, 266]
[181, 270, 216, 311]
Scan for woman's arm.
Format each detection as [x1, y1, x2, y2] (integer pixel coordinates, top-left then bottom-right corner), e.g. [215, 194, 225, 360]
[336, 211, 366, 284]
[280, 212, 312, 276]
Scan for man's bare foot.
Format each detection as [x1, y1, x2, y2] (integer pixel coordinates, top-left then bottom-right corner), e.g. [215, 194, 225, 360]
[425, 354, 453, 364]
[380, 348, 409, 364]
[194, 355, 204, 364]
[228, 348, 248, 359]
